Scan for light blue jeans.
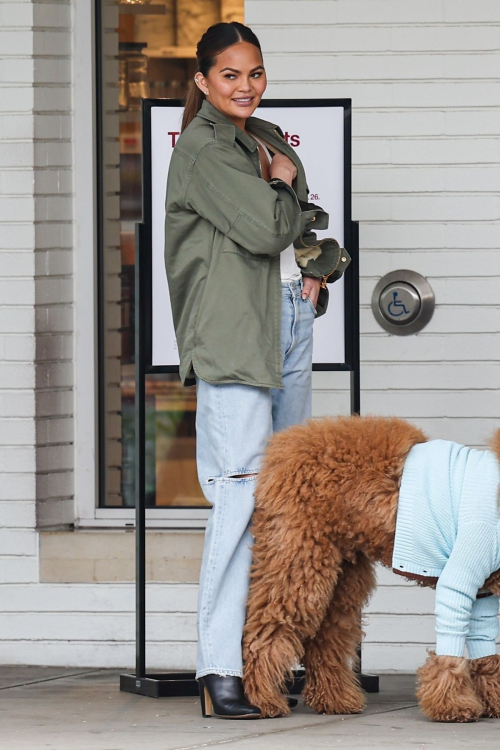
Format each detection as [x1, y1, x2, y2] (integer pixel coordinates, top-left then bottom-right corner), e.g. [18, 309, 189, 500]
[195, 278, 315, 678]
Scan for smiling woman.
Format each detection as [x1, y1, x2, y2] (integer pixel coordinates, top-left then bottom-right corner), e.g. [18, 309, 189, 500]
[163, 20, 339, 720]
[182, 27, 267, 129]
[194, 53, 266, 119]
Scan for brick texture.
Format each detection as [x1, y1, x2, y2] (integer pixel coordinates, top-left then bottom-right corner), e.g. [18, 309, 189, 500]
[0, 0, 74, 602]
[100, 0, 123, 507]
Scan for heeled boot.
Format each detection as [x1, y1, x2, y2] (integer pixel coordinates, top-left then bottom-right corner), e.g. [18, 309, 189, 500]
[198, 674, 261, 719]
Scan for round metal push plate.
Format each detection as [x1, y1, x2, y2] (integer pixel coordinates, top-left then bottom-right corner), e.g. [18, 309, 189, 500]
[372, 270, 435, 336]
[379, 282, 421, 325]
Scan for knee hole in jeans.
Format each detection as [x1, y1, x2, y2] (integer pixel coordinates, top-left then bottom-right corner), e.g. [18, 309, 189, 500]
[204, 471, 259, 485]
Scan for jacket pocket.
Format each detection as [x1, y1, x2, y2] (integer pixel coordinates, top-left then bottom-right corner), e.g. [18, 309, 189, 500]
[222, 242, 270, 262]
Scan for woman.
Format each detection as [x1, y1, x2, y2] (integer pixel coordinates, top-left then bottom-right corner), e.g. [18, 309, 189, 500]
[164, 21, 342, 719]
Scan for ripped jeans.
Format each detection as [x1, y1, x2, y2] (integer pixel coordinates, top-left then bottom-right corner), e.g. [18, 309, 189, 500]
[194, 279, 315, 679]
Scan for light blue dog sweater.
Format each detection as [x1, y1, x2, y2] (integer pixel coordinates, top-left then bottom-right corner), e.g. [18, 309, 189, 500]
[392, 439, 500, 659]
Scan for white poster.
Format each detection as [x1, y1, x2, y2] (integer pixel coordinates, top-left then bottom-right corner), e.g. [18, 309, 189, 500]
[150, 103, 347, 368]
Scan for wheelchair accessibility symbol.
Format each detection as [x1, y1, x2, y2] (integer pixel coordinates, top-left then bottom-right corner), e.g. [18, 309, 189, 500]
[378, 280, 421, 327]
[388, 290, 410, 318]
[372, 271, 435, 336]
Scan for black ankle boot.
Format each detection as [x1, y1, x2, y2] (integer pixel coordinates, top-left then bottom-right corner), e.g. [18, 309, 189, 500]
[198, 675, 261, 719]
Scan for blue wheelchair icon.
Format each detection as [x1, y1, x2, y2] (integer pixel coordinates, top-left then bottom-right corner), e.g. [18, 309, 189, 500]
[388, 290, 410, 318]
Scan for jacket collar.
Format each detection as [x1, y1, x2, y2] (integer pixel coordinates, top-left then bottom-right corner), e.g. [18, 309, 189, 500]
[196, 98, 283, 152]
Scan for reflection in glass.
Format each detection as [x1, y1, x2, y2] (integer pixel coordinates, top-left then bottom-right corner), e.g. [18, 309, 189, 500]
[98, 0, 244, 508]
[121, 373, 207, 507]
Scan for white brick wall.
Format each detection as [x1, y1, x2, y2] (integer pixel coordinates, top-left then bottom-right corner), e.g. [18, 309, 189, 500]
[0, 583, 197, 667]
[247, 0, 500, 672]
[0, 1, 38, 590]
[33, 5, 74, 528]
[100, 0, 124, 506]
[0, 0, 74, 602]
[34, 0, 74, 529]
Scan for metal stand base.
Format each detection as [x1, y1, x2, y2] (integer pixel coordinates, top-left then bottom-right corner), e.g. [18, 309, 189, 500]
[120, 669, 379, 698]
[120, 672, 198, 698]
[360, 673, 380, 693]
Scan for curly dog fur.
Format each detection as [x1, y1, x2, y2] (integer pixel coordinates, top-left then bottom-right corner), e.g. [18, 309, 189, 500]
[469, 654, 500, 718]
[417, 652, 483, 723]
[242, 415, 500, 722]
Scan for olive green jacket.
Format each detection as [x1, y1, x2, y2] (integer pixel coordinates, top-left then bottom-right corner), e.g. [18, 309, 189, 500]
[164, 98, 346, 388]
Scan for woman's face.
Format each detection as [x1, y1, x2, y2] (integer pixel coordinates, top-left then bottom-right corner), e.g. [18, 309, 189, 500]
[196, 41, 267, 129]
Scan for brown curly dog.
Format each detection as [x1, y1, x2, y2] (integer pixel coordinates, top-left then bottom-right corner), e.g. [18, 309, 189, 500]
[242, 416, 500, 722]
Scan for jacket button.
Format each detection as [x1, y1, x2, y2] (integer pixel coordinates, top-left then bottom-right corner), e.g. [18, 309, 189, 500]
[310, 216, 316, 221]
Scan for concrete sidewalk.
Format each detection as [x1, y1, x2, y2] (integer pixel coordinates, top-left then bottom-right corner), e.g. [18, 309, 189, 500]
[1, 667, 498, 749]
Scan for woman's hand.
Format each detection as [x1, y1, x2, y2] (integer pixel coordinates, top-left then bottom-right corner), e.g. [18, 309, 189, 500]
[302, 276, 321, 309]
[269, 153, 297, 186]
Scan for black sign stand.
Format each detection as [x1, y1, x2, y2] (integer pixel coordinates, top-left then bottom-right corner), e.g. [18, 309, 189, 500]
[120, 99, 378, 699]
[120, 222, 198, 697]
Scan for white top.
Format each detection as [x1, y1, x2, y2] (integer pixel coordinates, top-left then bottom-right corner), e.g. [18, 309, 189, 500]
[250, 134, 301, 282]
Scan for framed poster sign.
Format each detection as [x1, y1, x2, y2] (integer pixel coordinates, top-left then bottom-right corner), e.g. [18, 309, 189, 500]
[142, 99, 356, 373]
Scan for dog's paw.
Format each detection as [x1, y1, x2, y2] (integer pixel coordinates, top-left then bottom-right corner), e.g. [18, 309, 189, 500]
[243, 678, 290, 718]
[255, 696, 290, 719]
[470, 654, 500, 718]
[427, 701, 483, 724]
[303, 681, 365, 715]
[417, 652, 483, 723]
